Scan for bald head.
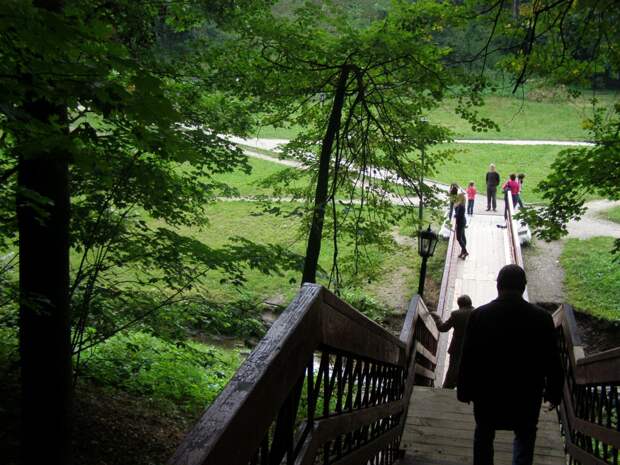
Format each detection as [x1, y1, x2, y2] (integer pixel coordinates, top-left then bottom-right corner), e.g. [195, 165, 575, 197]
[497, 265, 527, 294]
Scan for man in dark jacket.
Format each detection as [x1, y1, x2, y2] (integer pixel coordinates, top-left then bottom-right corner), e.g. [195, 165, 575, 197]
[485, 164, 500, 211]
[431, 294, 474, 388]
[457, 265, 564, 465]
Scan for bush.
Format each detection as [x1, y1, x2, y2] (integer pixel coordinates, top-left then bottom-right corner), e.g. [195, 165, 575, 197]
[79, 331, 241, 411]
[339, 288, 388, 323]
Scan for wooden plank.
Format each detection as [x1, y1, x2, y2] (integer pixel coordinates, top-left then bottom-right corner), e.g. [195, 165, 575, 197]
[169, 284, 323, 465]
[406, 446, 564, 465]
[321, 295, 404, 366]
[399, 294, 420, 353]
[329, 426, 400, 465]
[414, 364, 435, 380]
[322, 291, 405, 366]
[575, 346, 620, 384]
[415, 341, 437, 366]
[561, 381, 620, 449]
[401, 427, 564, 451]
[295, 399, 406, 465]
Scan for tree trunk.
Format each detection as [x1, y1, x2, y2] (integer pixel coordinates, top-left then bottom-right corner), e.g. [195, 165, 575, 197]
[301, 67, 350, 284]
[18, 2, 72, 465]
[513, 0, 520, 19]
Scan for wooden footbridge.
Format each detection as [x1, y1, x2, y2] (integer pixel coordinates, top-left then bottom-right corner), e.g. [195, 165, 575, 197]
[169, 198, 620, 465]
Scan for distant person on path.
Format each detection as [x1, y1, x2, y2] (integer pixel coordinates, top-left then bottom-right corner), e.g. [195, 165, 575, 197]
[485, 164, 500, 211]
[448, 182, 459, 223]
[457, 265, 564, 465]
[431, 295, 474, 389]
[466, 181, 477, 215]
[455, 193, 468, 259]
[502, 174, 520, 217]
[516, 173, 526, 208]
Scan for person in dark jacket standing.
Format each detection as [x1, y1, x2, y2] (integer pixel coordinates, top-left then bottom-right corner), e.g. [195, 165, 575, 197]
[454, 193, 468, 259]
[447, 182, 459, 223]
[457, 265, 564, 465]
[485, 164, 500, 211]
[431, 294, 474, 389]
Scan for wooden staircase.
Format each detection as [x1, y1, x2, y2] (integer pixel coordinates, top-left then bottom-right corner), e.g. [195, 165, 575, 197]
[400, 387, 565, 465]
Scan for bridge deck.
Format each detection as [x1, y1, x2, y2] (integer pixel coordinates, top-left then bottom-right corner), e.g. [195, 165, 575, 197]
[399, 203, 561, 464]
[446, 212, 511, 310]
[400, 387, 565, 465]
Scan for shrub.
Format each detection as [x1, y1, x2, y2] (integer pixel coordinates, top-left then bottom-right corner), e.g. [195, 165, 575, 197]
[79, 331, 241, 410]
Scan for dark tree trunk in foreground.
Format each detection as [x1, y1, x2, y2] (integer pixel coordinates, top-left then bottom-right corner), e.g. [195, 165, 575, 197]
[17, 3, 72, 465]
[301, 67, 350, 284]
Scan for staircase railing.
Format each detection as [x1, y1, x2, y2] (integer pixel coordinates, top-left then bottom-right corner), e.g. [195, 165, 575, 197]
[505, 190, 525, 270]
[553, 304, 620, 465]
[168, 284, 438, 465]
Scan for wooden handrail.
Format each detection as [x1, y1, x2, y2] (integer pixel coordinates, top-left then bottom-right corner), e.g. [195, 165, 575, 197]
[553, 304, 620, 465]
[168, 284, 439, 465]
[505, 190, 525, 270]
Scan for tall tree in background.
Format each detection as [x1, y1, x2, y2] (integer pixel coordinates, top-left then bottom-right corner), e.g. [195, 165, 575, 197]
[469, 0, 620, 255]
[229, 0, 497, 285]
[1, 2, 290, 464]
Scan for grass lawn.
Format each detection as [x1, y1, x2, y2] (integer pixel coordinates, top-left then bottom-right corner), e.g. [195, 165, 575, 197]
[174, 200, 444, 314]
[254, 92, 619, 142]
[430, 143, 563, 203]
[212, 155, 308, 197]
[429, 94, 616, 141]
[236, 142, 562, 204]
[598, 205, 620, 224]
[560, 237, 620, 321]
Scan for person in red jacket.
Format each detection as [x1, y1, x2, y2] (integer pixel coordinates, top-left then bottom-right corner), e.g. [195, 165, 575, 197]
[502, 174, 520, 217]
[466, 181, 477, 215]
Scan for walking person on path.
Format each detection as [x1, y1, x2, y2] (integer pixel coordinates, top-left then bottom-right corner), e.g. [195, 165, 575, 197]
[447, 182, 459, 223]
[431, 295, 474, 389]
[455, 193, 468, 259]
[485, 164, 500, 211]
[457, 265, 564, 465]
[516, 173, 526, 208]
[466, 181, 477, 216]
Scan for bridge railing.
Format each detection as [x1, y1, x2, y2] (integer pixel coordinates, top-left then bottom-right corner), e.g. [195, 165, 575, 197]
[505, 191, 525, 269]
[169, 284, 438, 465]
[553, 304, 620, 465]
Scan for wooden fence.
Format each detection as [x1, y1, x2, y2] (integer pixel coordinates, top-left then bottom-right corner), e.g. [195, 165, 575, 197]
[554, 304, 620, 465]
[168, 284, 438, 465]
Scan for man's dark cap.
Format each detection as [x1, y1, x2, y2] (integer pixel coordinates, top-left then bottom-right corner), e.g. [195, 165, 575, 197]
[497, 264, 527, 292]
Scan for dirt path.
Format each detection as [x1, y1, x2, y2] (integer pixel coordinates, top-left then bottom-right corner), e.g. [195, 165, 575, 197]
[524, 199, 620, 304]
[229, 135, 594, 148]
[566, 199, 620, 239]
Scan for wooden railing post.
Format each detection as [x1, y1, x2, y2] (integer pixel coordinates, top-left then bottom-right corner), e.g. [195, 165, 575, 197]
[553, 304, 620, 465]
[168, 287, 439, 465]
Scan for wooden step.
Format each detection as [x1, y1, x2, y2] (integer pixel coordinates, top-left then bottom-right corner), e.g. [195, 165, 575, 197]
[400, 387, 566, 465]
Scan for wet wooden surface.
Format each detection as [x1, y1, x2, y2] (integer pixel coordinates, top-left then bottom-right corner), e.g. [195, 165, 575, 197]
[400, 387, 565, 465]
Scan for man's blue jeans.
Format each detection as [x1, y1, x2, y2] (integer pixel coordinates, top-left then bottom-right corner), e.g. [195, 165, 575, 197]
[474, 423, 537, 465]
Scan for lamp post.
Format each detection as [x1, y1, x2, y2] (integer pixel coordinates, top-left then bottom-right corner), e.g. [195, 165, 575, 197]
[418, 117, 428, 226]
[417, 225, 439, 297]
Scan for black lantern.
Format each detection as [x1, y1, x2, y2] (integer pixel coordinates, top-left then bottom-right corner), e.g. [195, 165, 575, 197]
[417, 225, 439, 296]
[418, 225, 439, 258]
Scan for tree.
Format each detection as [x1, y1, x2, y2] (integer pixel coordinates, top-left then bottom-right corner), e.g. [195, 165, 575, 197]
[229, 0, 497, 285]
[0, 2, 297, 463]
[467, 0, 620, 254]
